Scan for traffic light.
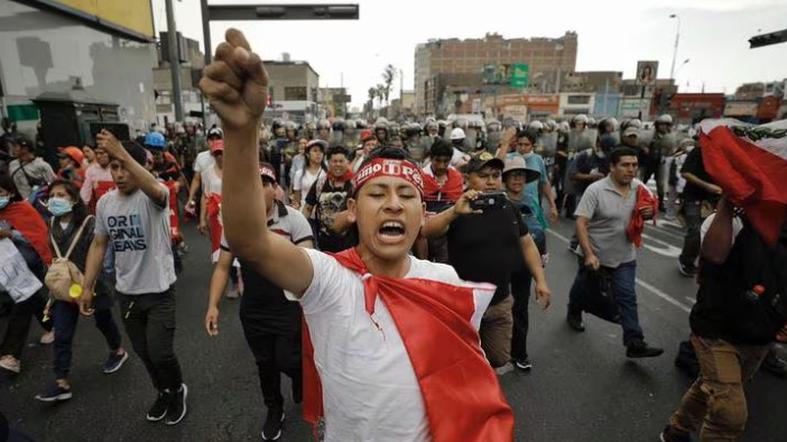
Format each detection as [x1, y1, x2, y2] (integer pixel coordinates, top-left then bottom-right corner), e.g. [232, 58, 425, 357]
[749, 29, 787, 49]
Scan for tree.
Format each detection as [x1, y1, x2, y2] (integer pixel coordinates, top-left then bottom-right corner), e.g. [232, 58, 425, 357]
[368, 87, 377, 104]
[376, 83, 386, 108]
[382, 64, 396, 106]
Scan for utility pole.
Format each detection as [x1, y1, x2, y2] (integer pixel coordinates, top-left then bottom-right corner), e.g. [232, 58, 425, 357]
[165, 0, 184, 122]
[199, 0, 212, 125]
[669, 14, 681, 80]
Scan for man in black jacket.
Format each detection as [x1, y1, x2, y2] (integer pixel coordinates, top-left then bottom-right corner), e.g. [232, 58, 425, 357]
[661, 198, 787, 442]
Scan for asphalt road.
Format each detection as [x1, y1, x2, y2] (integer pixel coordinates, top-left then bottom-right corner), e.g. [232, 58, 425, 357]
[2, 218, 786, 442]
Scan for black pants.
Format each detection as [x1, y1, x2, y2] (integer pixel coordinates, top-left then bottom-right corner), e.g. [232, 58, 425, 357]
[0, 289, 51, 358]
[52, 299, 121, 379]
[679, 201, 703, 267]
[510, 269, 532, 362]
[119, 287, 183, 392]
[240, 308, 302, 412]
[640, 155, 665, 205]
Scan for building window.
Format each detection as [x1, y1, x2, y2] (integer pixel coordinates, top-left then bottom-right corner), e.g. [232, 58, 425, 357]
[285, 87, 307, 101]
[568, 95, 591, 105]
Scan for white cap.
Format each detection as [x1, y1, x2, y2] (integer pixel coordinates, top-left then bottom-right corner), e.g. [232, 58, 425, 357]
[656, 114, 674, 125]
[450, 127, 466, 140]
[572, 114, 589, 124]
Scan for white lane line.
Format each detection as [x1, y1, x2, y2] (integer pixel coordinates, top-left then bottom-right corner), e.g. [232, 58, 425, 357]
[546, 229, 692, 313]
[644, 224, 685, 243]
[641, 234, 682, 258]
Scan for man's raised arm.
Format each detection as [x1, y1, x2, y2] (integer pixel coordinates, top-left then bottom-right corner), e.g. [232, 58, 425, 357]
[199, 29, 312, 297]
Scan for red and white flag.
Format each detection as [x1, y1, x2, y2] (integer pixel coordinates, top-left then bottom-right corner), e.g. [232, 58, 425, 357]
[698, 118, 787, 245]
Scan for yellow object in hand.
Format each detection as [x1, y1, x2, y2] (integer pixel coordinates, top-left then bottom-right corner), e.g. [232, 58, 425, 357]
[69, 283, 83, 299]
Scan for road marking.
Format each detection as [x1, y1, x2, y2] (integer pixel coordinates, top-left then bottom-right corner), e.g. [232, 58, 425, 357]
[546, 229, 692, 313]
[641, 233, 683, 258]
[645, 223, 685, 242]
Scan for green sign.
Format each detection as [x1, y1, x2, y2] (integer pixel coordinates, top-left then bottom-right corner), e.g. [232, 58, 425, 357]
[510, 64, 529, 89]
[7, 104, 39, 122]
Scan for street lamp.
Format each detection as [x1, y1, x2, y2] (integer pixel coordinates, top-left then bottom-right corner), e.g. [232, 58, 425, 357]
[669, 14, 681, 80]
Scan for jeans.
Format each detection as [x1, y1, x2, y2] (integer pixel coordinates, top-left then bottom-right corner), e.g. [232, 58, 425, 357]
[680, 201, 703, 267]
[52, 300, 122, 379]
[568, 260, 645, 346]
[0, 289, 51, 358]
[509, 231, 546, 362]
[119, 287, 183, 392]
[479, 295, 514, 368]
[240, 313, 302, 412]
[669, 335, 769, 441]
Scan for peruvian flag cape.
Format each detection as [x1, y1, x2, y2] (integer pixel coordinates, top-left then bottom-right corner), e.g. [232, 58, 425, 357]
[698, 119, 787, 245]
[422, 166, 464, 204]
[302, 247, 514, 441]
[206, 193, 223, 261]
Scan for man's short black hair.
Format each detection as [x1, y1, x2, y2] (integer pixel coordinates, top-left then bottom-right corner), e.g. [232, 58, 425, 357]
[609, 147, 638, 165]
[516, 129, 538, 145]
[327, 145, 350, 160]
[362, 146, 407, 166]
[429, 138, 453, 159]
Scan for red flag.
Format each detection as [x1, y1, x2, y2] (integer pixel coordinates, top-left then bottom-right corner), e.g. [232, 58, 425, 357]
[302, 248, 514, 441]
[698, 119, 787, 245]
[1, 201, 52, 265]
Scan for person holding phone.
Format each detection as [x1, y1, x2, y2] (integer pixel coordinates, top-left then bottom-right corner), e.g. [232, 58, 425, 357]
[422, 154, 551, 369]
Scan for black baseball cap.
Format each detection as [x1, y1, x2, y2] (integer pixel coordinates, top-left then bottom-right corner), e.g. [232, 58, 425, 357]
[462, 153, 504, 174]
[11, 135, 34, 150]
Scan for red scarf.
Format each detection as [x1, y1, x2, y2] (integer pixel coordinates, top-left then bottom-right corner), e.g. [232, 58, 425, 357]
[626, 184, 659, 247]
[423, 167, 464, 203]
[1, 201, 52, 265]
[302, 248, 514, 441]
[206, 194, 223, 256]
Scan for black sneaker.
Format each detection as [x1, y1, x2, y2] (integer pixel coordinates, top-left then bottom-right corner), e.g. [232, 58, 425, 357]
[678, 262, 697, 277]
[566, 312, 585, 332]
[660, 424, 692, 442]
[34, 382, 72, 402]
[513, 358, 532, 372]
[262, 409, 285, 441]
[147, 391, 170, 422]
[102, 351, 129, 374]
[165, 383, 188, 425]
[626, 339, 664, 358]
[761, 351, 787, 378]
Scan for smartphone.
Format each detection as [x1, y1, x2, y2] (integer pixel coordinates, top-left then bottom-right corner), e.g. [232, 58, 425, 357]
[470, 192, 507, 211]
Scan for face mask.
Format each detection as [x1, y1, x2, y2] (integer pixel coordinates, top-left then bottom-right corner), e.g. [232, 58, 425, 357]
[47, 197, 73, 216]
[0, 197, 9, 210]
[522, 152, 534, 159]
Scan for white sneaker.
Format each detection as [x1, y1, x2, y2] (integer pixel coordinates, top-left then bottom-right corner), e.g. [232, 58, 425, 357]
[226, 286, 240, 299]
[0, 354, 21, 374]
[40, 330, 55, 345]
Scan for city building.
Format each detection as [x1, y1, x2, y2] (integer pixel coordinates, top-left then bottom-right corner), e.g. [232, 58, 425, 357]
[559, 92, 595, 117]
[414, 31, 578, 116]
[619, 78, 678, 120]
[0, 0, 157, 135]
[319, 87, 350, 118]
[264, 57, 319, 123]
[153, 32, 206, 126]
[386, 91, 416, 121]
[734, 80, 785, 100]
[667, 93, 726, 124]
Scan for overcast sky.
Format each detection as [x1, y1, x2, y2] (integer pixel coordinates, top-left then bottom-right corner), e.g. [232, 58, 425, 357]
[153, 0, 787, 109]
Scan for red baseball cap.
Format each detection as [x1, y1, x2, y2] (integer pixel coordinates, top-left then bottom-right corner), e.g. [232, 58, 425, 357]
[209, 139, 225, 154]
[58, 146, 84, 165]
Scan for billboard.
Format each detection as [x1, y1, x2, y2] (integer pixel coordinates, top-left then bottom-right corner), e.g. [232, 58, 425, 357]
[636, 61, 658, 86]
[482, 63, 529, 88]
[34, 0, 155, 41]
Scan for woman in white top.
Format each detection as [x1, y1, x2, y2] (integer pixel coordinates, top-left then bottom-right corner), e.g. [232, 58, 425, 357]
[291, 140, 326, 209]
[288, 137, 308, 190]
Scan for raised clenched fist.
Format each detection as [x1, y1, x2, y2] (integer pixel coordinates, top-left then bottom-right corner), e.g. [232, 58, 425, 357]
[199, 28, 269, 131]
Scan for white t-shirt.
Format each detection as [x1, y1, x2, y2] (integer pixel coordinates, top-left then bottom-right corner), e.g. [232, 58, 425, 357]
[700, 213, 743, 247]
[200, 164, 222, 196]
[293, 167, 324, 207]
[193, 150, 214, 175]
[293, 249, 490, 442]
[95, 188, 176, 294]
[450, 147, 470, 168]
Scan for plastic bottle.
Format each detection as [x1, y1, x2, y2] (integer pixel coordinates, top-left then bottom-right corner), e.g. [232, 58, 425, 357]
[69, 283, 83, 299]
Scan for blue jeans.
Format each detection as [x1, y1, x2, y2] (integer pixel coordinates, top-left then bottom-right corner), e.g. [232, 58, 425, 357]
[569, 260, 644, 346]
[53, 300, 122, 379]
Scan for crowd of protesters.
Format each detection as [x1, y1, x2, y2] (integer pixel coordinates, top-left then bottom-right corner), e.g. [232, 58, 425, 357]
[1, 30, 786, 442]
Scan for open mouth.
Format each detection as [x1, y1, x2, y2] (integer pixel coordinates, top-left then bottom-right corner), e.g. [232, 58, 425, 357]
[378, 221, 406, 241]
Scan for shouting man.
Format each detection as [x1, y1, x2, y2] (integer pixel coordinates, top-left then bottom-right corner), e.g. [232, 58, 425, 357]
[200, 29, 513, 441]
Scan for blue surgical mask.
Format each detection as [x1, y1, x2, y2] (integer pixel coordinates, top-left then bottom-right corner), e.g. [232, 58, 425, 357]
[0, 197, 9, 210]
[47, 197, 73, 217]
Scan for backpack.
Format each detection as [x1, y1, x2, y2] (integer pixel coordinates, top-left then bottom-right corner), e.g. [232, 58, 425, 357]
[44, 216, 93, 303]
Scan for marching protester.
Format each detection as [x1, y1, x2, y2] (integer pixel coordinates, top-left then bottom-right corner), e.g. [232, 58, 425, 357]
[80, 144, 114, 213]
[643, 114, 675, 210]
[205, 163, 313, 440]
[291, 140, 327, 210]
[350, 130, 377, 173]
[422, 155, 551, 369]
[566, 147, 664, 359]
[35, 180, 128, 402]
[8, 135, 56, 200]
[186, 127, 223, 218]
[201, 29, 514, 440]
[56, 147, 86, 188]
[419, 138, 464, 263]
[502, 156, 548, 370]
[0, 172, 53, 374]
[301, 145, 356, 253]
[80, 131, 187, 425]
